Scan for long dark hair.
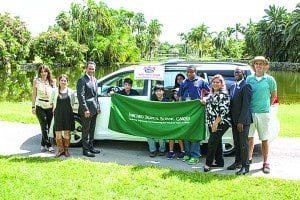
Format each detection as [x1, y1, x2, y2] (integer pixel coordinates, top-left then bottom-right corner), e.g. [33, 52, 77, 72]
[174, 73, 185, 88]
[38, 64, 54, 87]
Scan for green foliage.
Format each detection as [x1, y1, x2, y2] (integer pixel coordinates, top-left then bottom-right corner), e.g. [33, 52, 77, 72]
[0, 13, 32, 101]
[0, 156, 300, 199]
[52, 0, 143, 66]
[244, 4, 300, 62]
[33, 28, 87, 68]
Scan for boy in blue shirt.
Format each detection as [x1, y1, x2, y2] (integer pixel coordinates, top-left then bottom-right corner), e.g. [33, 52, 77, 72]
[178, 66, 210, 164]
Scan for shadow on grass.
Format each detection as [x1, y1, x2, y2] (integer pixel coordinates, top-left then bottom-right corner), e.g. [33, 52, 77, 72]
[130, 164, 237, 184]
[0, 155, 61, 163]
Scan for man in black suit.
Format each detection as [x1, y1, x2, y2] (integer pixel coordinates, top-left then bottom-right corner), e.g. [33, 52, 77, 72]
[227, 68, 252, 175]
[77, 61, 101, 157]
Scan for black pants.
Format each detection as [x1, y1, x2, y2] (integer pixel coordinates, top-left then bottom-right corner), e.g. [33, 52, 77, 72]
[232, 123, 250, 166]
[36, 106, 53, 147]
[206, 123, 230, 166]
[81, 113, 98, 151]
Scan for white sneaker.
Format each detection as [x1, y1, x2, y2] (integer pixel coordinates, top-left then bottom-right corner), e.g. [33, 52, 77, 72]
[40, 146, 47, 152]
[48, 146, 55, 153]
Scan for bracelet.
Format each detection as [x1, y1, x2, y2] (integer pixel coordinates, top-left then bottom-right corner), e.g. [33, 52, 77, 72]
[32, 106, 35, 108]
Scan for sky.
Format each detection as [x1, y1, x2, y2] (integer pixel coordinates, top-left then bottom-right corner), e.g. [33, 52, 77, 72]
[0, 0, 299, 44]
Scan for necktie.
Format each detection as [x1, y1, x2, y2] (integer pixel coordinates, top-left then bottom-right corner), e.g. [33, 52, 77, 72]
[232, 83, 237, 97]
[90, 76, 95, 91]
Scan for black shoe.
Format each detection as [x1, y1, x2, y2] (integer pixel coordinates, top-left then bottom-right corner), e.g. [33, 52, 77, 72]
[248, 159, 252, 164]
[83, 151, 95, 157]
[149, 151, 156, 157]
[211, 163, 224, 168]
[158, 151, 165, 156]
[236, 165, 250, 175]
[204, 166, 211, 172]
[89, 148, 100, 154]
[227, 162, 242, 170]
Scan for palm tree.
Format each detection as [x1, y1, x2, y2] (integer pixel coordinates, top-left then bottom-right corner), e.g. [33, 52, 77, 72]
[225, 27, 235, 38]
[188, 24, 209, 58]
[146, 19, 162, 58]
[56, 11, 71, 31]
[234, 23, 245, 40]
[260, 5, 289, 61]
[212, 31, 227, 58]
[178, 32, 188, 55]
[285, 3, 300, 62]
[132, 12, 147, 34]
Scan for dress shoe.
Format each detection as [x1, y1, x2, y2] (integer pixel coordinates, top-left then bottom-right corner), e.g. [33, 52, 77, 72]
[227, 162, 242, 170]
[211, 163, 224, 168]
[83, 151, 95, 157]
[204, 166, 211, 172]
[89, 148, 100, 154]
[236, 165, 250, 175]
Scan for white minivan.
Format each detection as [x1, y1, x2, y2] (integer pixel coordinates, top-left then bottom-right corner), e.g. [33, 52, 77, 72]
[71, 61, 280, 155]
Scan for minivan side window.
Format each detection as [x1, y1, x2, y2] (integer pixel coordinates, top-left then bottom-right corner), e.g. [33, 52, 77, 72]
[99, 72, 146, 96]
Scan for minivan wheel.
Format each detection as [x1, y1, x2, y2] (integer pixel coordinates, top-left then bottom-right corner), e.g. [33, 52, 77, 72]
[223, 143, 235, 156]
[70, 115, 82, 147]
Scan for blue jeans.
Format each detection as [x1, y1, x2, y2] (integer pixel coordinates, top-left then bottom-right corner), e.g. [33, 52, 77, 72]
[184, 141, 201, 158]
[147, 138, 166, 153]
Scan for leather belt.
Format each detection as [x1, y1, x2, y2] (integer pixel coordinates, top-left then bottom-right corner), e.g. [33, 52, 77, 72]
[38, 98, 49, 102]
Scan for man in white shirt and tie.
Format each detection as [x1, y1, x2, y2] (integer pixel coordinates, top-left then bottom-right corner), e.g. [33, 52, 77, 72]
[77, 61, 101, 157]
[227, 67, 253, 175]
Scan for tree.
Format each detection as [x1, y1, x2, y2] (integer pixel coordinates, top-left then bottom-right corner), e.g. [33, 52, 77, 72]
[132, 12, 147, 34]
[212, 31, 227, 58]
[178, 32, 188, 55]
[56, 11, 71, 31]
[146, 19, 162, 58]
[32, 28, 87, 67]
[0, 13, 32, 101]
[260, 5, 289, 61]
[234, 23, 245, 40]
[285, 3, 300, 62]
[188, 24, 210, 58]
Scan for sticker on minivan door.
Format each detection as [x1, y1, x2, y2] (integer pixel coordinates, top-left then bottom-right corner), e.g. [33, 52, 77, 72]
[134, 65, 165, 80]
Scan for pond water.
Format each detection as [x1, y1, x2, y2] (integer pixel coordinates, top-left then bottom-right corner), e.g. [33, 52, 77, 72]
[270, 71, 300, 103]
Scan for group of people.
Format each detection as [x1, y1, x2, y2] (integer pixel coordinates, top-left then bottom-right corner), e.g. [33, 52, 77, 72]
[32, 61, 100, 158]
[31, 56, 277, 175]
[138, 56, 276, 175]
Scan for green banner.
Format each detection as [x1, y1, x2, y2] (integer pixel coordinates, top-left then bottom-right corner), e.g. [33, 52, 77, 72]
[108, 94, 206, 141]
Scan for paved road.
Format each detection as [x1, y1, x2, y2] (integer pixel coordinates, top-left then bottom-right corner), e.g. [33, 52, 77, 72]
[1, 121, 299, 180]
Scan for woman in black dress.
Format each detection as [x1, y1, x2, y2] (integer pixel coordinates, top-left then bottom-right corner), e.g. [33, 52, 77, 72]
[51, 74, 75, 157]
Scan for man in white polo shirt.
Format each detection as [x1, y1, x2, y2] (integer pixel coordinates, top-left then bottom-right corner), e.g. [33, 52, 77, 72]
[246, 56, 277, 174]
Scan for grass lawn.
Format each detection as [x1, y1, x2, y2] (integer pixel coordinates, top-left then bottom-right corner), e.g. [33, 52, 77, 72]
[278, 104, 300, 137]
[0, 102, 299, 137]
[0, 102, 37, 124]
[0, 156, 299, 200]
